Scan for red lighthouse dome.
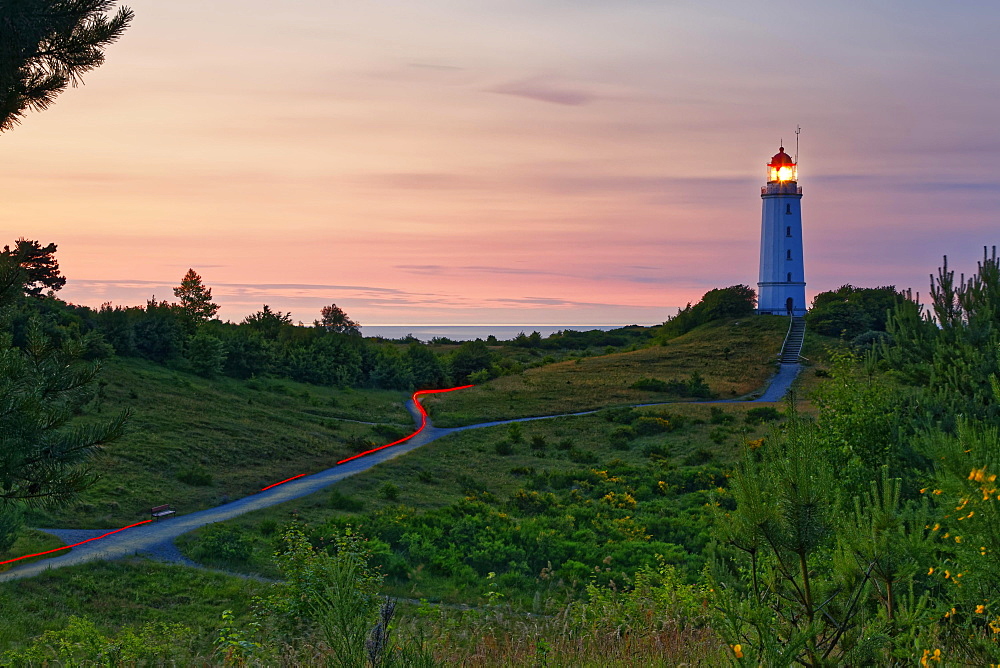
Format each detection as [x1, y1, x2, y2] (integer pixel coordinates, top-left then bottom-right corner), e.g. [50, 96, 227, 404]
[767, 147, 797, 182]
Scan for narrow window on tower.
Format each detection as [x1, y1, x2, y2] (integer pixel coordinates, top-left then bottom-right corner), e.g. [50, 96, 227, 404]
[785, 204, 792, 214]
[787, 272, 792, 282]
[786, 249, 792, 260]
[786, 226, 792, 237]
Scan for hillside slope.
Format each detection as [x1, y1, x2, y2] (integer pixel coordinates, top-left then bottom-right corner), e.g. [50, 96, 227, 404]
[424, 316, 789, 426]
[25, 358, 411, 529]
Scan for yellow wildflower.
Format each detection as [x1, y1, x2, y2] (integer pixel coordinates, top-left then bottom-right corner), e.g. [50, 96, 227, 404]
[977, 605, 987, 613]
[732, 644, 743, 659]
[928, 567, 935, 575]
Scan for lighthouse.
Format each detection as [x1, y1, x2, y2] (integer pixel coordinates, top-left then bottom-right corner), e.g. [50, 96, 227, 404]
[757, 146, 806, 316]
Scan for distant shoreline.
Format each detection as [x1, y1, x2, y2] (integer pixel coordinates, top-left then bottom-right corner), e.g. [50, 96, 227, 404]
[362, 324, 657, 342]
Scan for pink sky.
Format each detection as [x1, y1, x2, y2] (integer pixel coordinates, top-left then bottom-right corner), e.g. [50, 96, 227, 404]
[3, 1, 998, 325]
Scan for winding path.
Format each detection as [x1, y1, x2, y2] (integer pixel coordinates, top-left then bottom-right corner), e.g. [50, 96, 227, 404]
[0, 363, 800, 583]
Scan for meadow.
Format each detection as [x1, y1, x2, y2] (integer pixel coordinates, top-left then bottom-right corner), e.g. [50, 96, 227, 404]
[423, 316, 789, 426]
[22, 359, 412, 530]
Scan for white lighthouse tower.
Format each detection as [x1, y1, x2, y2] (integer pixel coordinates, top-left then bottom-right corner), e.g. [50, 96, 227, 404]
[757, 145, 806, 316]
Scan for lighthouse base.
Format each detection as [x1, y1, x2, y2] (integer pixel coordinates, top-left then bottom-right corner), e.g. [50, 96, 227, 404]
[757, 282, 807, 317]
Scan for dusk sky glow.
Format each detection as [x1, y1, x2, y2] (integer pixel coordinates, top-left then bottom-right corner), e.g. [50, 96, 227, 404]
[4, 1, 999, 326]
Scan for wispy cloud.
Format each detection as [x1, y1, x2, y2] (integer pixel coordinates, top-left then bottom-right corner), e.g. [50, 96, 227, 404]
[489, 77, 598, 106]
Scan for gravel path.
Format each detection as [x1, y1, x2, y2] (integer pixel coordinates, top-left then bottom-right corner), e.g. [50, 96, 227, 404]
[1, 363, 800, 582]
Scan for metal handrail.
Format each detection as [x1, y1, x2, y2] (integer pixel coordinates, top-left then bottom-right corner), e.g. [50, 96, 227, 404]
[777, 316, 805, 362]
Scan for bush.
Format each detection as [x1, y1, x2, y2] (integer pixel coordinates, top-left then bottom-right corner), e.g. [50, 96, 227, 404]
[530, 435, 547, 451]
[176, 464, 213, 486]
[329, 489, 364, 511]
[494, 440, 514, 456]
[610, 426, 636, 450]
[634, 417, 674, 436]
[710, 406, 735, 424]
[744, 406, 782, 424]
[189, 525, 254, 564]
[378, 482, 399, 501]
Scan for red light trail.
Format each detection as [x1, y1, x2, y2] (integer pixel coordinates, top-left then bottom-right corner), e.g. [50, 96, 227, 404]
[0, 520, 152, 566]
[1, 385, 473, 569]
[334, 385, 473, 466]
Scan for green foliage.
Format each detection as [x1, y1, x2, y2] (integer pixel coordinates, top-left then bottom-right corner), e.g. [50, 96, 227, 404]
[176, 464, 213, 487]
[329, 489, 364, 511]
[173, 268, 220, 324]
[631, 372, 713, 398]
[743, 406, 782, 425]
[317, 303, 360, 336]
[187, 332, 227, 377]
[449, 339, 496, 384]
[659, 285, 756, 340]
[379, 482, 400, 501]
[188, 525, 255, 565]
[255, 525, 383, 667]
[0, 239, 66, 296]
[0, 315, 129, 509]
[806, 284, 908, 338]
[0, 506, 24, 553]
[0, 0, 133, 132]
[1, 615, 193, 666]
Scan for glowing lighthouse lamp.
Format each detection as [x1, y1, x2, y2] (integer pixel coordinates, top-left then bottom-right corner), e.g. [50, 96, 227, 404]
[756, 143, 806, 316]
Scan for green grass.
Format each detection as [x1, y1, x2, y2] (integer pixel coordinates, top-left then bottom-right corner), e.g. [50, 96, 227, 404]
[423, 316, 788, 426]
[0, 530, 65, 574]
[24, 358, 411, 530]
[175, 402, 779, 602]
[0, 559, 263, 657]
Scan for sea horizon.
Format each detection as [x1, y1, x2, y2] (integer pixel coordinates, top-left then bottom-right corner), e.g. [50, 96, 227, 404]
[362, 324, 657, 342]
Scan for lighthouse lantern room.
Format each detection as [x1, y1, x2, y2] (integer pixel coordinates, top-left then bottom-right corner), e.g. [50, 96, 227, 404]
[757, 146, 806, 316]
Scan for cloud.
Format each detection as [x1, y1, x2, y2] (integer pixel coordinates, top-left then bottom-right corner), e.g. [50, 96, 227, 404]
[489, 77, 598, 106]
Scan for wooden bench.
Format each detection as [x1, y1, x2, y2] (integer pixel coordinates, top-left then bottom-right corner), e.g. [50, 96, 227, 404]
[150, 504, 175, 521]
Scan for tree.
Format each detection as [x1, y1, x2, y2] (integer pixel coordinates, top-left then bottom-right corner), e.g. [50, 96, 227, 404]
[1, 238, 66, 296]
[172, 268, 219, 323]
[317, 303, 360, 336]
[0, 0, 133, 131]
[186, 332, 226, 377]
[806, 284, 908, 338]
[242, 304, 292, 339]
[659, 285, 757, 340]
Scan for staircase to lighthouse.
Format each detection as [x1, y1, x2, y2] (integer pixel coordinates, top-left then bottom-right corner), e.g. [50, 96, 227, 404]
[779, 316, 806, 363]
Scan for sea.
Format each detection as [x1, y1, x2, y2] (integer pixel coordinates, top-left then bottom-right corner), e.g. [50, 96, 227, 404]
[362, 325, 649, 342]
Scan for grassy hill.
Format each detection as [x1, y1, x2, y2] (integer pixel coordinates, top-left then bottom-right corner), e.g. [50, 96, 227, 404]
[24, 358, 412, 529]
[424, 316, 790, 426]
[1, 314, 818, 662]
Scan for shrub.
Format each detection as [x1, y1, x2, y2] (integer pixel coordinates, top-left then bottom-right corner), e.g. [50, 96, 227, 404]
[378, 482, 399, 501]
[329, 489, 364, 511]
[744, 406, 782, 425]
[634, 417, 674, 436]
[568, 448, 597, 464]
[530, 435, 547, 451]
[507, 423, 524, 443]
[610, 426, 636, 450]
[600, 406, 636, 424]
[189, 525, 254, 564]
[682, 448, 714, 466]
[710, 406, 735, 424]
[631, 377, 675, 392]
[685, 372, 713, 398]
[416, 469, 435, 484]
[176, 464, 213, 486]
[494, 440, 514, 456]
